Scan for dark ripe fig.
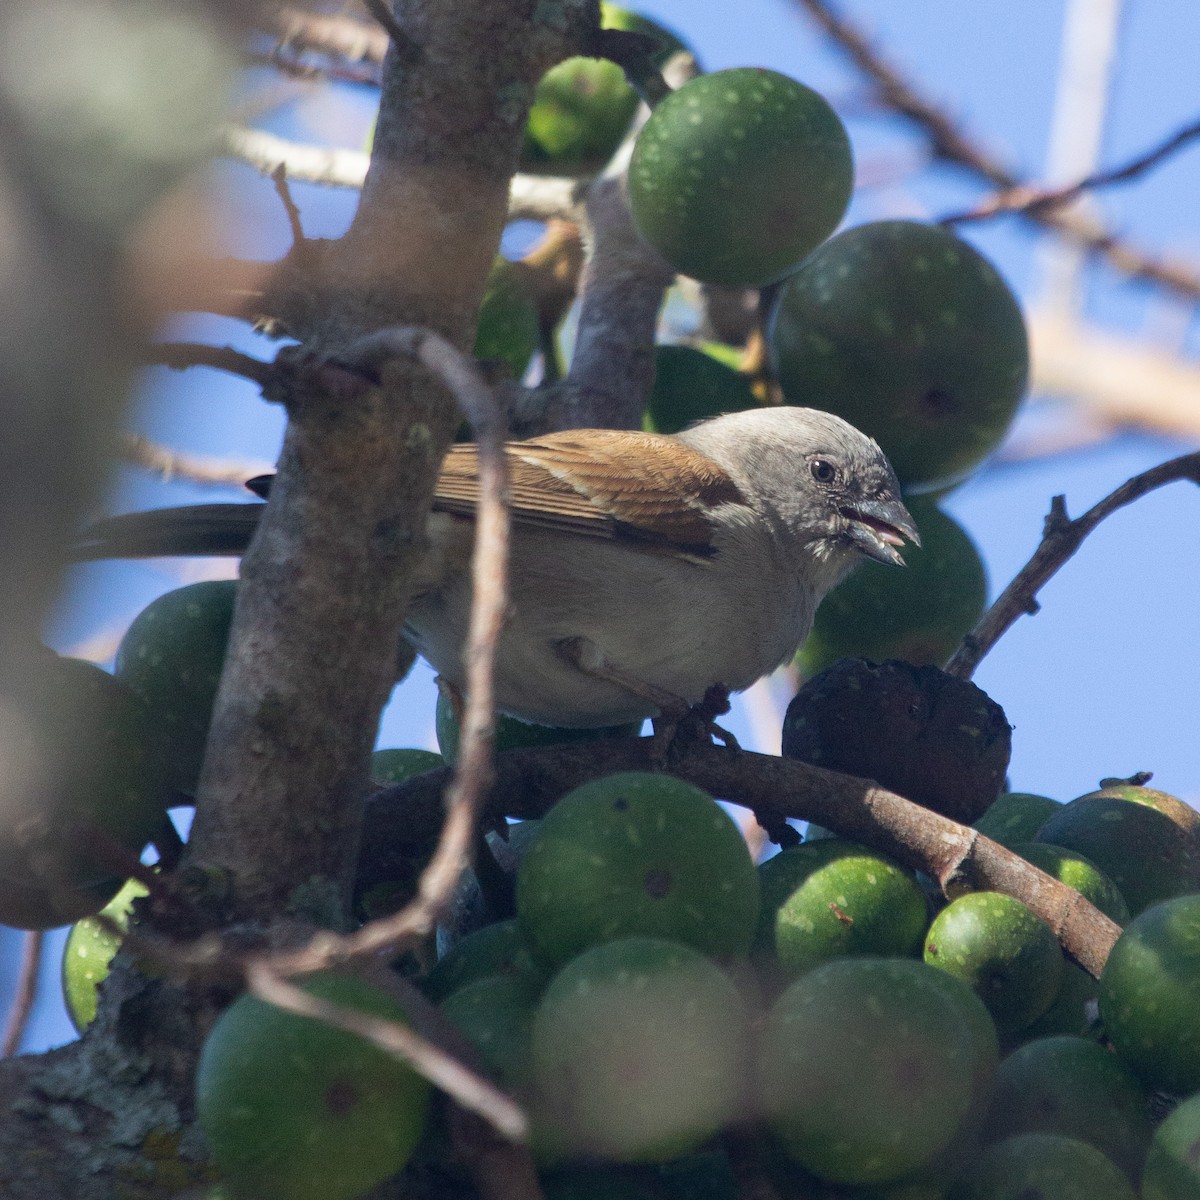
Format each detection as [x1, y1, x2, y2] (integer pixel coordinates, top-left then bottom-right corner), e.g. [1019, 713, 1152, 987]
[783, 658, 1011, 823]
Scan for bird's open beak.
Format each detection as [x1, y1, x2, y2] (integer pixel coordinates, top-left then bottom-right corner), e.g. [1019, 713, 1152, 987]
[841, 498, 921, 567]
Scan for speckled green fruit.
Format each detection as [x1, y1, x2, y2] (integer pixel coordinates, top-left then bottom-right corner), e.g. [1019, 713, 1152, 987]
[1019, 962, 1100, 1042]
[983, 1036, 1151, 1180]
[759, 958, 979, 1185]
[195, 972, 430, 1200]
[1096, 780, 1200, 841]
[643, 344, 759, 434]
[523, 2, 679, 176]
[1010, 843, 1129, 924]
[531, 937, 749, 1163]
[370, 748, 443, 784]
[924, 892, 1063, 1036]
[115, 579, 237, 796]
[754, 839, 928, 979]
[516, 772, 759, 967]
[0, 655, 169, 895]
[61, 878, 148, 1031]
[798, 496, 987, 674]
[1141, 1090, 1200, 1200]
[1098, 894, 1200, 1095]
[473, 257, 539, 381]
[439, 972, 541, 1094]
[434, 690, 639, 767]
[947, 1132, 1135, 1200]
[770, 220, 1028, 490]
[422, 918, 543, 1003]
[972, 792, 1061, 850]
[629, 68, 852, 286]
[1036, 790, 1200, 915]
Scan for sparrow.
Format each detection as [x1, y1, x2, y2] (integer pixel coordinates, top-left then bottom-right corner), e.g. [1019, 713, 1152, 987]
[75, 407, 918, 728]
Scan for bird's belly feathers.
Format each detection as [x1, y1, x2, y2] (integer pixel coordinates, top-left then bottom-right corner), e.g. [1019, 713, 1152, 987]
[403, 526, 816, 728]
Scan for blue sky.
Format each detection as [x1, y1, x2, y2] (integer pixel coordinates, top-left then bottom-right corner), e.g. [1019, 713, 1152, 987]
[7, 0, 1199, 1052]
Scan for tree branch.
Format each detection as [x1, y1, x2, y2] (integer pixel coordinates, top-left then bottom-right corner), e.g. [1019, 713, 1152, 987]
[941, 115, 1200, 225]
[792, 0, 1200, 300]
[120, 434, 275, 489]
[359, 739, 1124, 979]
[185, 0, 586, 920]
[509, 175, 675, 433]
[266, 7, 389, 66]
[944, 450, 1200, 679]
[146, 341, 278, 388]
[221, 124, 370, 189]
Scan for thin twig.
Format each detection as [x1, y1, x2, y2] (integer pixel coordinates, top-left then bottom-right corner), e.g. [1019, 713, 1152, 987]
[942, 116, 1200, 225]
[2, 931, 44, 1057]
[268, 8, 389, 65]
[246, 49, 383, 87]
[944, 450, 1200, 679]
[120, 434, 274, 490]
[361, 0, 422, 66]
[245, 963, 527, 1139]
[270, 165, 306, 248]
[221, 125, 370, 189]
[147, 342, 277, 389]
[792, 0, 1200, 300]
[221, 125, 586, 229]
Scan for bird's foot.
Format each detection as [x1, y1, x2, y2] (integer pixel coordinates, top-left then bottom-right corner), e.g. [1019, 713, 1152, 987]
[648, 685, 740, 765]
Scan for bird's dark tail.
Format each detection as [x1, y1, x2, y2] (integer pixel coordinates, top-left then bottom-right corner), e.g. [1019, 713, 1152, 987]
[72, 503, 265, 560]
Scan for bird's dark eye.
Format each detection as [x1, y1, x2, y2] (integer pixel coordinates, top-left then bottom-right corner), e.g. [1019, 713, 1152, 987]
[810, 458, 837, 484]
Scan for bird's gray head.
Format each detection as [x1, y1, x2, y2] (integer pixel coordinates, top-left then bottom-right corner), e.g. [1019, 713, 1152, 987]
[677, 406, 920, 566]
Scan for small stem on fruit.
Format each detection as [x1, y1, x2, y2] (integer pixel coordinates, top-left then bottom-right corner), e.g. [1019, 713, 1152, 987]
[944, 449, 1200, 679]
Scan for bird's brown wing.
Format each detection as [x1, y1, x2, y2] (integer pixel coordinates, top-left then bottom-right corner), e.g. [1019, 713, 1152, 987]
[435, 430, 746, 555]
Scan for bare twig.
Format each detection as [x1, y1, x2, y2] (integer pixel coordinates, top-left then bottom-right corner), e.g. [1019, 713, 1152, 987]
[146, 342, 277, 389]
[268, 8, 389, 65]
[245, 963, 527, 1139]
[792, 0, 1200, 300]
[270, 165, 306, 248]
[221, 125, 370, 189]
[221, 125, 587, 231]
[942, 116, 1200, 226]
[944, 451, 1200, 679]
[246, 48, 382, 87]
[2, 931, 43, 1057]
[120, 434, 275, 490]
